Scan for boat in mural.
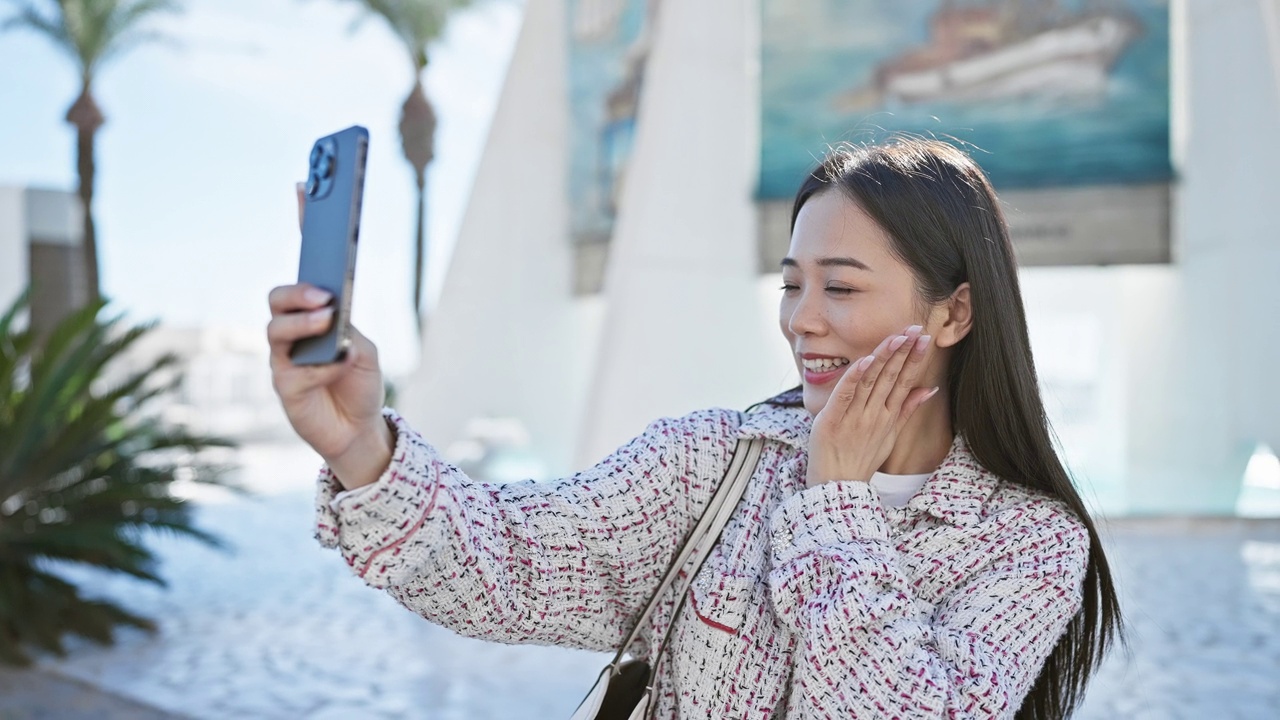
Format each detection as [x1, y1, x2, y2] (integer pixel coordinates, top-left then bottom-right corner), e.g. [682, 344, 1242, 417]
[838, 0, 1143, 109]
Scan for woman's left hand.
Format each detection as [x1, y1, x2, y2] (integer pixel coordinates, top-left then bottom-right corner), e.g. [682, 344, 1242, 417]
[805, 325, 939, 488]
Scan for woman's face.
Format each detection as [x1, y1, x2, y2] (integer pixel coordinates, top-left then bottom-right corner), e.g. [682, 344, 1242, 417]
[779, 190, 929, 417]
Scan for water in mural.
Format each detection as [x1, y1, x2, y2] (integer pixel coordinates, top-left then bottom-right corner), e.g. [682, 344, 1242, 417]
[567, 0, 657, 246]
[758, 0, 1172, 197]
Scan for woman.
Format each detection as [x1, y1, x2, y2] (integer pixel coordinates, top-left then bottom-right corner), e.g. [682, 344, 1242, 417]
[267, 138, 1121, 718]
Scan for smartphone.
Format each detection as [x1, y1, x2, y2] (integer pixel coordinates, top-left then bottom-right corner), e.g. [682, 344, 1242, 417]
[291, 125, 369, 365]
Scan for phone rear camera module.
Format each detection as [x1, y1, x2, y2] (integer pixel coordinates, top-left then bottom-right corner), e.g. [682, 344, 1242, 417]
[306, 139, 340, 200]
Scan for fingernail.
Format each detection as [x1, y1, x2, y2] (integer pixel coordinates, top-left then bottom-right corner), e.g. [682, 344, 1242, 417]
[915, 335, 931, 353]
[924, 386, 940, 401]
[906, 324, 923, 334]
[858, 355, 875, 371]
[889, 335, 909, 352]
[309, 307, 334, 322]
[305, 287, 332, 305]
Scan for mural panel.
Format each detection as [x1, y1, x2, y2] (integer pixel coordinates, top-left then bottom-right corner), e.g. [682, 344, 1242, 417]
[758, 0, 1172, 198]
[567, 0, 655, 253]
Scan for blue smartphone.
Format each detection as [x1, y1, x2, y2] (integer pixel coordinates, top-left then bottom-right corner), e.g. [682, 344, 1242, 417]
[290, 125, 368, 365]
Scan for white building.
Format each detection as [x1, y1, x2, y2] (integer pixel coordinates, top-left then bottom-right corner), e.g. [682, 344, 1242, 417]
[101, 324, 295, 444]
[402, 0, 1280, 515]
[0, 185, 88, 332]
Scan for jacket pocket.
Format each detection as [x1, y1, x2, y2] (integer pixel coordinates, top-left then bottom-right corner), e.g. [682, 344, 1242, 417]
[689, 567, 755, 635]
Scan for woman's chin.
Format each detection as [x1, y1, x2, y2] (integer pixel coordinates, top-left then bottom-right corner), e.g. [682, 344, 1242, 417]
[801, 388, 828, 417]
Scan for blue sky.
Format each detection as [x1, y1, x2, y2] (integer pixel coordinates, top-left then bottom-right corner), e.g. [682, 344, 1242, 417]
[0, 0, 523, 376]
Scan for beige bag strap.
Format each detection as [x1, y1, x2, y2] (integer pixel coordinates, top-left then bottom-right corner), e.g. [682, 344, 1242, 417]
[607, 433, 766, 670]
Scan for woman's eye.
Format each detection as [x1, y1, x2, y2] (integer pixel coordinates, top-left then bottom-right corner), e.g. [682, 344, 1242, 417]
[779, 283, 798, 292]
[825, 286, 855, 295]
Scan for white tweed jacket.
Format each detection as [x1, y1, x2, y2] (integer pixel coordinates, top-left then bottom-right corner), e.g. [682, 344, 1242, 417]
[315, 396, 1090, 719]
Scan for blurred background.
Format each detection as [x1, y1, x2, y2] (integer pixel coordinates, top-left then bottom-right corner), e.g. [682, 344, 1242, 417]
[1, 0, 1278, 717]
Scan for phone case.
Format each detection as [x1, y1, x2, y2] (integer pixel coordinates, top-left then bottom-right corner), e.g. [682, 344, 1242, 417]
[291, 125, 368, 365]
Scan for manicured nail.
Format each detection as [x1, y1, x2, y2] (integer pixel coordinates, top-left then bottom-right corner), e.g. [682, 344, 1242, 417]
[923, 386, 940, 401]
[915, 335, 931, 353]
[858, 355, 875, 371]
[309, 307, 334, 322]
[889, 335, 909, 352]
[906, 325, 923, 334]
[305, 287, 332, 305]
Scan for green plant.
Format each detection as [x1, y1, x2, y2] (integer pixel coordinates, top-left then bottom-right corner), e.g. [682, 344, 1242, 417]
[0, 290, 237, 666]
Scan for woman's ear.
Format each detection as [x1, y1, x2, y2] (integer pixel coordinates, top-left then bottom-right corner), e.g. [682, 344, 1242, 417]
[931, 283, 973, 349]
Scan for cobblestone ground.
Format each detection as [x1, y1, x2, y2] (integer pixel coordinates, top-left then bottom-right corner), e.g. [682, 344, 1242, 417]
[1075, 518, 1280, 720]
[5, 442, 1278, 719]
[0, 667, 190, 720]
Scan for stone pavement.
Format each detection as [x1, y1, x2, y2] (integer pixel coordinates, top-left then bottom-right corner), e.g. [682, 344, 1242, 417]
[3, 441, 1277, 719]
[1074, 517, 1280, 719]
[0, 666, 189, 720]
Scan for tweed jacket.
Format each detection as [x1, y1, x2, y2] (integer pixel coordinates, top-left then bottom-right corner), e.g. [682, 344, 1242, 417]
[314, 397, 1090, 719]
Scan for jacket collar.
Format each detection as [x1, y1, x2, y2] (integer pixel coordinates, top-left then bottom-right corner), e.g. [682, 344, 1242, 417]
[904, 434, 1000, 527]
[738, 392, 1000, 527]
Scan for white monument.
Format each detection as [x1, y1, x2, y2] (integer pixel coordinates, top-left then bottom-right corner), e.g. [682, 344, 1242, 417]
[402, 0, 1280, 515]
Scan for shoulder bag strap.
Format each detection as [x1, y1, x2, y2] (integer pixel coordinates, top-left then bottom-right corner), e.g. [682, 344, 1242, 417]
[606, 430, 766, 670]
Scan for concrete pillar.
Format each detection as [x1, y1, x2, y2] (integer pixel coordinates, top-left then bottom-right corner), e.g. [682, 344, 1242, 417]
[398, 0, 595, 477]
[1122, 0, 1280, 513]
[575, 0, 796, 466]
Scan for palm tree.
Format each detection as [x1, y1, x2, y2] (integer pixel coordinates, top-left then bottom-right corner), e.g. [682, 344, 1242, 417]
[0, 289, 237, 666]
[335, 0, 475, 335]
[2, 0, 181, 304]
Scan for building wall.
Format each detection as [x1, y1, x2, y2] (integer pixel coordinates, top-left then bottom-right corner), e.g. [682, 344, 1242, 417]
[1122, 0, 1280, 513]
[398, 0, 593, 477]
[404, 0, 1280, 513]
[102, 324, 295, 443]
[0, 186, 28, 315]
[26, 187, 88, 336]
[575, 0, 796, 466]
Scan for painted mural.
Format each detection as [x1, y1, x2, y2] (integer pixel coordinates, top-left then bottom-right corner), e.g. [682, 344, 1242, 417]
[567, 0, 658, 246]
[758, 0, 1172, 198]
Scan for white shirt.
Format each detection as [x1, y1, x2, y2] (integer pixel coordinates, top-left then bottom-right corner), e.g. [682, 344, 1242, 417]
[869, 470, 931, 508]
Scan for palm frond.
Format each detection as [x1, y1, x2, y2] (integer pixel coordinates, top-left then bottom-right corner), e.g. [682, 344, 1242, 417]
[0, 288, 238, 665]
[333, 0, 477, 70]
[2, 0, 181, 79]
[0, 2, 76, 56]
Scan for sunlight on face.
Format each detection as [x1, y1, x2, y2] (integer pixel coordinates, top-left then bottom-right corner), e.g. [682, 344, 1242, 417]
[779, 190, 927, 417]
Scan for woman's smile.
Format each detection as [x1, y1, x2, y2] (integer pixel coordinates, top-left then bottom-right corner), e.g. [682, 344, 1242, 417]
[799, 353, 852, 384]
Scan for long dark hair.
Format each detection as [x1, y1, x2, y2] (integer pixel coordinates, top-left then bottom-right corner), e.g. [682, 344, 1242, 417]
[776, 138, 1122, 719]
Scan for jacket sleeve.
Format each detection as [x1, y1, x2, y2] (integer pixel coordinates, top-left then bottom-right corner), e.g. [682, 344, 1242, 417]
[315, 407, 738, 652]
[766, 481, 1089, 719]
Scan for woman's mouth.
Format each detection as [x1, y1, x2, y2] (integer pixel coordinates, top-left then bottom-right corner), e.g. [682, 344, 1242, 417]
[801, 356, 850, 384]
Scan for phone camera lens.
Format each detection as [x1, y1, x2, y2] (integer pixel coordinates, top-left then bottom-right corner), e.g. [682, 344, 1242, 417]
[318, 155, 334, 179]
[310, 145, 324, 169]
[306, 174, 320, 196]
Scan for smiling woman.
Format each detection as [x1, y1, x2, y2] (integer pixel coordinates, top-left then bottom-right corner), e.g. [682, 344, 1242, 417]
[268, 136, 1121, 719]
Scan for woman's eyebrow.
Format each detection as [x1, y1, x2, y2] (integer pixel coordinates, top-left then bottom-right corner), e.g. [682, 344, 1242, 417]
[780, 256, 872, 271]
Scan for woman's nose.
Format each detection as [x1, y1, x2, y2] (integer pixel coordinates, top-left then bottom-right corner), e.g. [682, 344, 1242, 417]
[786, 292, 826, 336]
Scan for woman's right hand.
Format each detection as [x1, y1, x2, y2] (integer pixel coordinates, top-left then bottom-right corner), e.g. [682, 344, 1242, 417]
[267, 284, 393, 490]
[267, 283, 386, 450]
[266, 184, 393, 490]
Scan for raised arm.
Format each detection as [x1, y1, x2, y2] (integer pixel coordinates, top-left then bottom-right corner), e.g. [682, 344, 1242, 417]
[315, 407, 739, 652]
